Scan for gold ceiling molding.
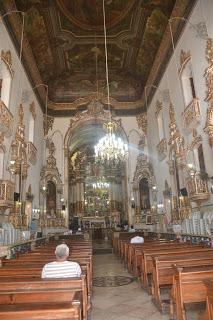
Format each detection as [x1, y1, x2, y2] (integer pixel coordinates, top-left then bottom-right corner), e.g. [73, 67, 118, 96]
[179, 49, 191, 75]
[1, 50, 14, 76]
[48, 94, 144, 111]
[136, 112, 147, 135]
[29, 101, 36, 120]
[155, 100, 163, 118]
[204, 38, 213, 148]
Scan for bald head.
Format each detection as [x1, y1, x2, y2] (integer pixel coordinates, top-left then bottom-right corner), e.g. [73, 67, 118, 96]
[55, 244, 69, 260]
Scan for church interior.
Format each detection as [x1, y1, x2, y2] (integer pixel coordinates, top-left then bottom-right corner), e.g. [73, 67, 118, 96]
[0, 0, 213, 319]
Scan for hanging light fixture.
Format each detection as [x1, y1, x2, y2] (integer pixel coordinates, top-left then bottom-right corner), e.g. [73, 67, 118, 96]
[94, 0, 128, 165]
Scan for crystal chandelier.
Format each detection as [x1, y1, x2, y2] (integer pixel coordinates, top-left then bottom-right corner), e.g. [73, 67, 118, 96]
[94, 0, 128, 164]
[95, 121, 128, 164]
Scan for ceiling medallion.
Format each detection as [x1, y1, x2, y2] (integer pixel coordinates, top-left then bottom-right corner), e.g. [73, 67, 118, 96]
[94, 0, 128, 165]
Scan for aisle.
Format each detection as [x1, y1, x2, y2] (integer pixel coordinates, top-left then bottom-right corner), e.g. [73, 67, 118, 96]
[90, 251, 205, 320]
[91, 253, 167, 320]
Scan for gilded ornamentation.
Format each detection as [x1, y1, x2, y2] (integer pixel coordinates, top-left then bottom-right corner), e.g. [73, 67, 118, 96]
[168, 102, 186, 167]
[182, 98, 201, 131]
[40, 140, 63, 194]
[29, 102, 36, 120]
[1, 50, 14, 76]
[136, 112, 147, 135]
[204, 38, 213, 147]
[179, 49, 191, 74]
[43, 115, 54, 136]
[156, 138, 167, 161]
[0, 99, 13, 138]
[186, 171, 209, 205]
[155, 100, 163, 118]
[8, 104, 28, 178]
[0, 180, 14, 210]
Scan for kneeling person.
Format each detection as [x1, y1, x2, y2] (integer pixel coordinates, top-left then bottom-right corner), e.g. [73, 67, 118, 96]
[42, 244, 82, 278]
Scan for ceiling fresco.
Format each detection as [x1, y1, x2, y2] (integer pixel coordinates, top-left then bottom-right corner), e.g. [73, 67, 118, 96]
[0, 0, 196, 115]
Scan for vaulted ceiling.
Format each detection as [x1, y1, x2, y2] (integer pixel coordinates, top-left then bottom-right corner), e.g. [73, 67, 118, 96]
[0, 0, 196, 116]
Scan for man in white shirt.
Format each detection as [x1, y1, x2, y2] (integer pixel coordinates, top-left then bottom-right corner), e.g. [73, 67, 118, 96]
[130, 236, 144, 244]
[41, 244, 82, 278]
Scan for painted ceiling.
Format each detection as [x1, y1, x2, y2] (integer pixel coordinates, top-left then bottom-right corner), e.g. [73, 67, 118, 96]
[0, 0, 196, 115]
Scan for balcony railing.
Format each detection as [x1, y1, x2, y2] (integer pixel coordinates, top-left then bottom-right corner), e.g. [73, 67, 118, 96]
[27, 141, 37, 165]
[156, 138, 167, 161]
[0, 100, 13, 137]
[182, 98, 200, 132]
[186, 172, 209, 204]
[0, 180, 14, 210]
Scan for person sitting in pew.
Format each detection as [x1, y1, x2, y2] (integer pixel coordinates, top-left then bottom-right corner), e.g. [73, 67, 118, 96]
[42, 244, 82, 278]
[130, 235, 144, 244]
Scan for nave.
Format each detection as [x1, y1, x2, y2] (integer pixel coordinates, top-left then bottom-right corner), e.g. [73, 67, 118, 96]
[91, 241, 204, 320]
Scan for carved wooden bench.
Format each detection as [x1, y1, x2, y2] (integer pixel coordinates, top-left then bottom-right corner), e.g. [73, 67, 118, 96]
[0, 276, 87, 320]
[170, 265, 213, 320]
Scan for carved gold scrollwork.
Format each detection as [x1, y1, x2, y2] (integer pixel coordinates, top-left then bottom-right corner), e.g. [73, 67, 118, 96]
[155, 100, 163, 118]
[204, 38, 213, 147]
[186, 171, 209, 205]
[29, 101, 36, 120]
[168, 102, 186, 168]
[136, 112, 147, 135]
[0, 99, 13, 139]
[182, 98, 201, 132]
[179, 49, 191, 75]
[156, 138, 167, 161]
[1, 50, 14, 76]
[8, 104, 29, 178]
[0, 180, 14, 210]
[43, 115, 54, 136]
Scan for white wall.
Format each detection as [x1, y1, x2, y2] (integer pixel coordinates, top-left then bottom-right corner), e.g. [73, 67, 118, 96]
[147, 0, 213, 212]
[0, 21, 44, 211]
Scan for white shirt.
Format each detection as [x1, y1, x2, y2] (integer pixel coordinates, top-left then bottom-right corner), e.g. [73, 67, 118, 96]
[130, 236, 144, 244]
[41, 260, 82, 278]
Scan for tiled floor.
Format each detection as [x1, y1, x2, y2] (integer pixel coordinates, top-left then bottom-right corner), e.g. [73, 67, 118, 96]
[90, 248, 205, 320]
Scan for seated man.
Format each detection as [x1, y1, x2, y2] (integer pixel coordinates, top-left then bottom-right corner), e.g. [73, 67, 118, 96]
[130, 235, 144, 244]
[41, 244, 82, 278]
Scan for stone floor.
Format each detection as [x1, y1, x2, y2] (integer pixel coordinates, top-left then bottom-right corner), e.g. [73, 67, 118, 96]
[90, 242, 205, 320]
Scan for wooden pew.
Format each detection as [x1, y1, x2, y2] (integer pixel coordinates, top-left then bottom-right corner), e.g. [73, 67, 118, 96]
[203, 280, 213, 320]
[170, 265, 213, 320]
[140, 246, 213, 289]
[151, 254, 213, 311]
[1, 255, 92, 298]
[0, 276, 87, 320]
[127, 242, 190, 275]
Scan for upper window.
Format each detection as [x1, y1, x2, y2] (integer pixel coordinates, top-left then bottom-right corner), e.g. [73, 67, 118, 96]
[155, 100, 165, 141]
[0, 60, 12, 108]
[179, 51, 196, 107]
[28, 113, 35, 143]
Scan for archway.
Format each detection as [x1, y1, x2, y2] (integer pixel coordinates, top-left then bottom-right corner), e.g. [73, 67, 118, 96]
[64, 100, 128, 231]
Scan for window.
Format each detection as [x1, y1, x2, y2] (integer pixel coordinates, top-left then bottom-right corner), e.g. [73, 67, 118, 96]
[0, 60, 12, 108]
[181, 60, 196, 107]
[155, 100, 165, 141]
[28, 114, 35, 143]
[193, 144, 206, 173]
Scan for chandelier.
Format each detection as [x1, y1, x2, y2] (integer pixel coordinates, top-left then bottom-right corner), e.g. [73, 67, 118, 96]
[94, 0, 128, 164]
